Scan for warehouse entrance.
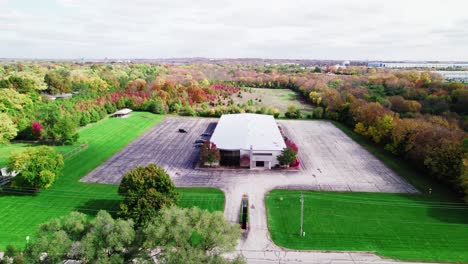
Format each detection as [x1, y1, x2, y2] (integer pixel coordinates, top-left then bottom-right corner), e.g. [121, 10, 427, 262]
[220, 150, 240, 166]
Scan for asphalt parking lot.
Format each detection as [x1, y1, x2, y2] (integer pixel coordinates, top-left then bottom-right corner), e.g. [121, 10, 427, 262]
[82, 117, 415, 194]
[81, 117, 217, 184]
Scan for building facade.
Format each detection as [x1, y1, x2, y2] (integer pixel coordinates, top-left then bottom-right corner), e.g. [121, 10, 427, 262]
[210, 113, 286, 169]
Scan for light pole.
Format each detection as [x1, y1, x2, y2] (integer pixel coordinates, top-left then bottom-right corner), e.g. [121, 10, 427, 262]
[300, 192, 304, 237]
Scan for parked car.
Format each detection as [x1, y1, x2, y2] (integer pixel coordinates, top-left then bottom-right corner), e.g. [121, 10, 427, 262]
[178, 128, 188, 133]
[194, 139, 206, 144]
[194, 143, 204, 148]
[201, 132, 211, 137]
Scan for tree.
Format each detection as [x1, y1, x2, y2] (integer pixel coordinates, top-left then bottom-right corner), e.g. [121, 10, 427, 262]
[355, 115, 395, 143]
[0, 113, 18, 144]
[143, 207, 245, 264]
[4, 74, 37, 93]
[421, 95, 449, 115]
[8, 146, 64, 190]
[451, 89, 468, 114]
[200, 142, 220, 166]
[42, 113, 79, 145]
[277, 147, 297, 166]
[118, 164, 178, 226]
[44, 69, 72, 94]
[1, 244, 24, 263]
[24, 211, 138, 264]
[0, 88, 32, 112]
[80, 211, 137, 263]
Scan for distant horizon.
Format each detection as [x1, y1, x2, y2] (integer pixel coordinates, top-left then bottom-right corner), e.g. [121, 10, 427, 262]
[1, 57, 468, 63]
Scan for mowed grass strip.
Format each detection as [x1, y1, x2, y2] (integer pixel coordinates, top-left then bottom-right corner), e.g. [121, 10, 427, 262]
[0, 112, 225, 249]
[178, 188, 225, 212]
[266, 190, 468, 262]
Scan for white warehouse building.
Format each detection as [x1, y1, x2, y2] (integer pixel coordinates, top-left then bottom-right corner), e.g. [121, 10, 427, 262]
[210, 113, 286, 169]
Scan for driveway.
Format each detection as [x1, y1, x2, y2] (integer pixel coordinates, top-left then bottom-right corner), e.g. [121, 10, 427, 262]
[81, 117, 422, 264]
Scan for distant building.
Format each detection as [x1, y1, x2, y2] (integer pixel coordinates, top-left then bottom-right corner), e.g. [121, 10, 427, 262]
[44, 93, 73, 100]
[112, 108, 133, 118]
[210, 114, 286, 169]
[367, 62, 468, 69]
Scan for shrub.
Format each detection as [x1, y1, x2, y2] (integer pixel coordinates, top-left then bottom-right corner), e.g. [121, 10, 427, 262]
[31, 120, 43, 139]
[277, 147, 297, 166]
[179, 105, 197, 116]
[146, 98, 166, 114]
[285, 105, 302, 119]
[240, 154, 250, 167]
[313, 107, 324, 119]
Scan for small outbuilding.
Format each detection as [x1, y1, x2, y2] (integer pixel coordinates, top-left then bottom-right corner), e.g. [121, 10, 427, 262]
[112, 108, 133, 118]
[210, 113, 286, 169]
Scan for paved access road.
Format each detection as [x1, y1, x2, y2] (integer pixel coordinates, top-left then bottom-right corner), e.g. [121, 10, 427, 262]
[82, 117, 424, 264]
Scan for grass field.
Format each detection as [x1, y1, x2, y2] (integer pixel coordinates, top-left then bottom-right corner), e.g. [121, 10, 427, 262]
[0, 112, 225, 249]
[230, 88, 314, 117]
[266, 190, 468, 262]
[0, 142, 83, 168]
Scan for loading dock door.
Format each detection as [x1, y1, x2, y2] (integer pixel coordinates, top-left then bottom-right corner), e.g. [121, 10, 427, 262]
[220, 150, 240, 166]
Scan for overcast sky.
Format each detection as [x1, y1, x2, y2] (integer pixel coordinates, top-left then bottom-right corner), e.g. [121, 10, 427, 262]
[1, 0, 468, 60]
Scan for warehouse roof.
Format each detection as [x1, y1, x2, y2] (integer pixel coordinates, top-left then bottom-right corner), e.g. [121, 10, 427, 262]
[210, 113, 286, 151]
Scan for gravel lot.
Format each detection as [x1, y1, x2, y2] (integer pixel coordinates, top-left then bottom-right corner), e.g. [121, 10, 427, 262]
[81, 117, 419, 264]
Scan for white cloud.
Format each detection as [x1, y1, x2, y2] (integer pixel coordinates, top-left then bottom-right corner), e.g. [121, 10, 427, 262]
[0, 0, 467, 60]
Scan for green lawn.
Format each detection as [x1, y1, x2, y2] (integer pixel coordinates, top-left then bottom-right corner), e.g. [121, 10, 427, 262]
[0, 142, 83, 168]
[231, 88, 314, 117]
[266, 190, 468, 262]
[0, 112, 225, 249]
[178, 188, 225, 212]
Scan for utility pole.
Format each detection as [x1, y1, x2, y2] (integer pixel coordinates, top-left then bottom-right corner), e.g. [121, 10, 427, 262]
[300, 192, 304, 237]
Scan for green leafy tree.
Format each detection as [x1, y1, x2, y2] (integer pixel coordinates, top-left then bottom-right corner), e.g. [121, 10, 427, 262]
[24, 211, 138, 264]
[0, 113, 18, 144]
[44, 69, 72, 94]
[118, 164, 178, 226]
[8, 146, 64, 190]
[0, 88, 33, 112]
[43, 113, 79, 145]
[80, 211, 137, 263]
[355, 115, 395, 143]
[1, 244, 24, 264]
[143, 207, 245, 264]
[277, 147, 297, 166]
